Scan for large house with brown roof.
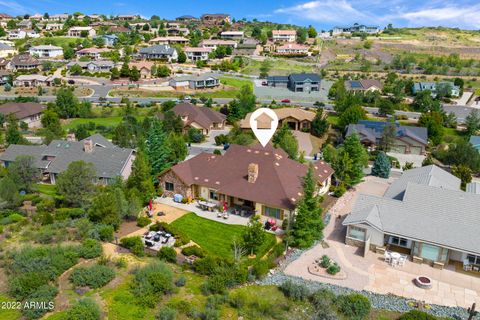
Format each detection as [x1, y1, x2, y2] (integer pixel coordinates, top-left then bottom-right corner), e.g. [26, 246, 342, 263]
[170, 103, 226, 135]
[240, 108, 316, 131]
[0, 102, 45, 128]
[158, 144, 333, 221]
[345, 79, 383, 92]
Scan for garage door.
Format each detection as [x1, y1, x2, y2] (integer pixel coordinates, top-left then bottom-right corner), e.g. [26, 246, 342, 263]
[391, 145, 406, 153]
[410, 146, 423, 155]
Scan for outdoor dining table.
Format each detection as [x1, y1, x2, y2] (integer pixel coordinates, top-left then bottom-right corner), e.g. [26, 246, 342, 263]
[390, 252, 401, 260]
[198, 201, 216, 211]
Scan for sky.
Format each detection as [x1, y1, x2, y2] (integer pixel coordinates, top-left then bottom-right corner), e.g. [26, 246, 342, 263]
[1, 0, 479, 30]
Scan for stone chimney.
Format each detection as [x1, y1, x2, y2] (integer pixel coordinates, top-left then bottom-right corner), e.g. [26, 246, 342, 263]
[66, 133, 76, 141]
[247, 163, 258, 183]
[83, 139, 93, 153]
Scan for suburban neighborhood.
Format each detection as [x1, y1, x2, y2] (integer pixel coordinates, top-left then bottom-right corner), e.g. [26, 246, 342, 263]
[0, 3, 479, 320]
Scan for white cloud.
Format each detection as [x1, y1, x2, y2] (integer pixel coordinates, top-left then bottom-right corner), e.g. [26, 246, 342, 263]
[397, 4, 480, 29]
[0, 0, 29, 14]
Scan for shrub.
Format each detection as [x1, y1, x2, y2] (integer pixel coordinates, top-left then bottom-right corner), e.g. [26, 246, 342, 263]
[310, 288, 336, 310]
[69, 264, 115, 289]
[181, 245, 205, 258]
[157, 246, 177, 263]
[130, 262, 174, 308]
[279, 280, 309, 301]
[214, 134, 229, 146]
[175, 276, 186, 287]
[137, 216, 151, 227]
[398, 310, 438, 320]
[333, 183, 346, 197]
[79, 239, 103, 259]
[120, 236, 144, 256]
[65, 298, 101, 320]
[336, 293, 371, 320]
[327, 263, 341, 275]
[54, 208, 85, 220]
[320, 255, 331, 268]
[251, 259, 270, 279]
[156, 307, 176, 320]
[22, 285, 58, 319]
[213, 149, 221, 155]
[88, 224, 114, 241]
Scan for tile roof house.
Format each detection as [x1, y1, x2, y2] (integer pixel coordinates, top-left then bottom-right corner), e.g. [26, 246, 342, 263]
[168, 103, 226, 135]
[275, 43, 309, 55]
[67, 26, 96, 38]
[272, 30, 297, 43]
[128, 61, 155, 79]
[0, 134, 135, 185]
[342, 165, 480, 270]
[158, 143, 334, 221]
[346, 120, 428, 155]
[345, 79, 383, 92]
[0, 102, 45, 128]
[139, 45, 178, 61]
[240, 108, 316, 131]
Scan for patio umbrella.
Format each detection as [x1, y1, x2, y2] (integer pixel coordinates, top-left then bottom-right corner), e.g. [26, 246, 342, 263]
[148, 199, 153, 211]
[223, 202, 228, 212]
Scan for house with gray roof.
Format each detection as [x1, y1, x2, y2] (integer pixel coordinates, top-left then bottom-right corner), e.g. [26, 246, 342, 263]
[66, 60, 115, 72]
[169, 74, 219, 90]
[0, 134, 135, 185]
[412, 81, 460, 97]
[346, 120, 428, 155]
[139, 45, 178, 62]
[267, 73, 321, 93]
[342, 165, 480, 271]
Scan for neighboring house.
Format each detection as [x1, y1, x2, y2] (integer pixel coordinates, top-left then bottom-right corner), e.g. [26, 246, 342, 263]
[10, 54, 42, 71]
[117, 14, 139, 21]
[0, 134, 135, 185]
[48, 14, 69, 22]
[13, 74, 54, 87]
[346, 120, 428, 155]
[8, 29, 26, 40]
[93, 34, 118, 47]
[67, 26, 96, 38]
[275, 43, 309, 55]
[184, 47, 212, 61]
[345, 79, 383, 92]
[412, 82, 460, 97]
[67, 60, 115, 72]
[75, 47, 111, 60]
[200, 39, 237, 49]
[166, 27, 189, 36]
[220, 31, 244, 40]
[107, 25, 131, 34]
[17, 19, 33, 29]
[176, 15, 198, 22]
[128, 61, 155, 79]
[0, 43, 16, 58]
[342, 165, 480, 270]
[158, 143, 334, 222]
[272, 30, 296, 43]
[200, 13, 231, 25]
[240, 108, 316, 131]
[139, 45, 178, 61]
[0, 102, 45, 128]
[332, 24, 380, 35]
[149, 36, 189, 45]
[29, 45, 63, 58]
[169, 74, 220, 90]
[45, 23, 64, 31]
[169, 103, 226, 135]
[267, 73, 321, 93]
[469, 136, 480, 152]
[0, 70, 11, 84]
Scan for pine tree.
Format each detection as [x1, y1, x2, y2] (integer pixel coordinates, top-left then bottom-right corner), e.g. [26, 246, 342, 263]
[372, 151, 391, 178]
[145, 120, 173, 177]
[127, 149, 155, 203]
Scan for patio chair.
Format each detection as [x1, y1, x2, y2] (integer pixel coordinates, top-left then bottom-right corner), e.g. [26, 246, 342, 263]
[397, 255, 407, 267]
[223, 213, 229, 219]
[217, 212, 223, 218]
[391, 258, 399, 267]
[384, 252, 391, 263]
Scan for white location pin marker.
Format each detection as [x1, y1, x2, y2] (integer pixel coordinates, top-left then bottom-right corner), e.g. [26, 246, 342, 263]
[249, 108, 279, 147]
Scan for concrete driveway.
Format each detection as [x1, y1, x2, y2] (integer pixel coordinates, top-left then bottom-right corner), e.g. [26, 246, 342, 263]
[387, 152, 426, 168]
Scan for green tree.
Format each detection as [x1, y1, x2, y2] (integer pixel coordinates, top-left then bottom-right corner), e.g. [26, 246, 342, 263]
[0, 176, 20, 209]
[88, 188, 123, 229]
[236, 84, 256, 118]
[8, 156, 39, 192]
[465, 109, 480, 137]
[145, 120, 173, 177]
[168, 133, 188, 164]
[241, 215, 266, 255]
[371, 151, 391, 178]
[155, 65, 171, 77]
[65, 298, 101, 320]
[338, 105, 367, 128]
[440, 140, 480, 173]
[273, 123, 298, 159]
[127, 149, 155, 202]
[419, 111, 444, 145]
[378, 122, 396, 152]
[129, 66, 140, 81]
[162, 110, 183, 133]
[259, 59, 271, 79]
[412, 90, 441, 112]
[5, 115, 27, 145]
[63, 47, 75, 60]
[307, 26, 317, 38]
[311, 110, 329, 137]
[56, 161, 96, 207]
[292, 164, 324, 248]
[69, 64, 83, 75]
[378, 98, 395, 115]
[110, 67, 120, 80]
[55, 87, 79, 118]
[120, 61, 130, 78]
[41, 109, 64, 143]
[451, 164, 472, 191]
[177, 50, 187, 63]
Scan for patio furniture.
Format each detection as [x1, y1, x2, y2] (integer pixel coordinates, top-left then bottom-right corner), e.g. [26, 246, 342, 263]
[223, 213, 229, 219]
[198, 200, 216, 211]
[397, 255, 407, 267]
[384, 251, 391, 263]
[217, 212, 223, 218]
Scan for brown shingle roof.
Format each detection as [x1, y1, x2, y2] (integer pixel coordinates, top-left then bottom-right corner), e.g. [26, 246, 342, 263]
[0, 102, 45, 120]
[172, 103, 226, 130]
[165, 144, 334, 210]
[240, 108, 316, 129]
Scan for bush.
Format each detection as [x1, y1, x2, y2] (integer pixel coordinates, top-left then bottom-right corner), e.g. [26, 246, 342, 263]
[131, 262, 174, 308]
[65, 298, 101, 320]
[279, 280, 309, 301]
[88, 224, 114, 241]
[251, 259, 270, 279]
[320, 255, 331, 268]
[181, 245, 205, 258]
[213, 149, 221, 155]
[120, 236, 144, 256]
[79, 239, 103, 259]
[336, 293, 371, 320]
[310, 288, 336, 310]
[398, 310, 438, 320]
[137, 216, 151, 227]
[214, 134, 229, 146]
[327, 263, 341, 275]
[69, 264, 115, 289]
[22, 285, 58, 319]
[54, 208, 85, 220]
[175, 276, 186, 287]
[158, 246, 177, 263]
[156, 307, 176, 320]
[333, 183, 346, 197]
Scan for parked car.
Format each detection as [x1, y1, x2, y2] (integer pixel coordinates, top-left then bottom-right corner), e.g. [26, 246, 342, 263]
[67, 79, 75, 85]
[145, 240, 154, 247]
[281, 99, 290, 103]
[261, 81, 267, 86]
[153, 234, 161, 242]
[145, 231, 155, 239]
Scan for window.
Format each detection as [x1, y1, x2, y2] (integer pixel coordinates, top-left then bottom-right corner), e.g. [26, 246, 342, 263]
[165, 182, 174, 191]
[467, 254, 480, 265]
[209, 190, 218, 200]
[348, 226, 366, 241]
[389, 236, 408, 247]
[420, 243, 441, 262]
[264, 206, 281, 219]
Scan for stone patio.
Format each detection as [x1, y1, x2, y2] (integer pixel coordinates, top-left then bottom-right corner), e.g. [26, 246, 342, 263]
[284, 176, 480, 309]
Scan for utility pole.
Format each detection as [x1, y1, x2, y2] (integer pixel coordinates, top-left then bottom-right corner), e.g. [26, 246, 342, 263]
[468, 302, 477, 320]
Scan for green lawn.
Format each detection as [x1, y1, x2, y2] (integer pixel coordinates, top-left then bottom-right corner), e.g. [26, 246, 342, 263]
[241, 58, 315, 76]
[170, 213, 276, 260]
[219, 76, 253, 90]
[35, 184, 57, 197]
[0, 294, 21, 320]
[27, 36, 80, 48]
[62, 117, 124, 130]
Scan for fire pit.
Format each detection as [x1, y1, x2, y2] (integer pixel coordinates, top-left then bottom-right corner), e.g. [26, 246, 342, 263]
[415, 276, 432, 289]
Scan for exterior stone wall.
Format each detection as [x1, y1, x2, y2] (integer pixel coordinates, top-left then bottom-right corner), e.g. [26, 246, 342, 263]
[158, 170, 192, 198]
